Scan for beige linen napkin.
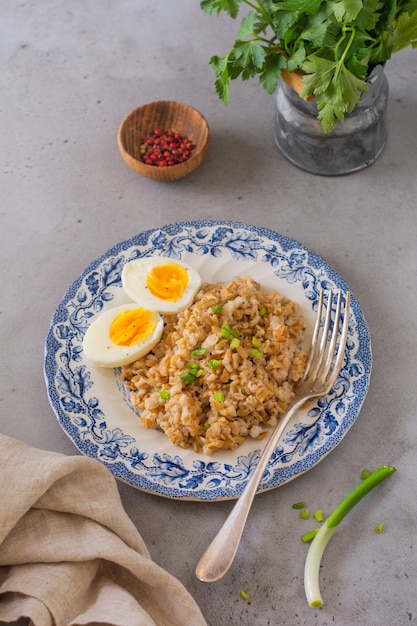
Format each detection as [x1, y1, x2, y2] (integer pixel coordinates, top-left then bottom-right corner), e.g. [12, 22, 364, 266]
[0, 434, 207, 626]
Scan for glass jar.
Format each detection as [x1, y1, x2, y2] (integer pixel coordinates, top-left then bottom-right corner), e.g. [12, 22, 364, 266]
[274, 65, 389, 175]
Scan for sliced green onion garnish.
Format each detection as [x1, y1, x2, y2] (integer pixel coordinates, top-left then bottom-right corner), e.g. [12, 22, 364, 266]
[240, 590, 250, 600]
[251, 337, 261, 348]
[300, 509, 310, 520]
[159, 390, 170, 401]
[251, 348, 262, 359]
[304, 465, 396, 608]
[214, 391, 225, 402]
[221, 323, 240, 340]
[209, 359, 222, 369]
[214, 305, 223, 314]
[204, 421, 210, 429]
[230, 337, 240, 350]
[180, 371, 195, 384]
[292, 501, 306, 509]
[361, 468, 371, 480]
[192, 347, 208, 357]
[181, 361, 205, 383]
[314, 509, 323, 522]
[302, 529, 319, 543]
[375, 523, 385, 533]
[259, 307, 267, 317]
[221, 324, 233, 339]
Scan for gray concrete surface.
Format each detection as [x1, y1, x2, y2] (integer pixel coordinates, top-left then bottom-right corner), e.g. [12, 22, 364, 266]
[1, 2, 416, 625]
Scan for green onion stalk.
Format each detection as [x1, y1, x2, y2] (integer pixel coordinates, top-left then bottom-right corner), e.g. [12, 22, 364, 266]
[304, 465, 396, 608]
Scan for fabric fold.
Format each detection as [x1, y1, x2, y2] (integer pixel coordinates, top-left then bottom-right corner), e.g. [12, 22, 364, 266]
[0, 434, 207, 626]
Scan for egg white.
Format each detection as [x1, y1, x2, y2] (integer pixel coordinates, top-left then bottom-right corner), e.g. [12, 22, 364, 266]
[82, 303, 164, 368]
[121, 256, 202, 313]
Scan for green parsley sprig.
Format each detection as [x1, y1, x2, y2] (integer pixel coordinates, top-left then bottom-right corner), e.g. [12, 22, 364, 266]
[201, 0, 417, 132]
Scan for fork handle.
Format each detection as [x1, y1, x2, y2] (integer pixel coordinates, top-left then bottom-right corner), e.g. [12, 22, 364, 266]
[196, 396, 307, 582]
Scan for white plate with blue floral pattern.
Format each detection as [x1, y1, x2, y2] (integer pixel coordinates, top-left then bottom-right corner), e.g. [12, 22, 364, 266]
[44, 220, 372, 501]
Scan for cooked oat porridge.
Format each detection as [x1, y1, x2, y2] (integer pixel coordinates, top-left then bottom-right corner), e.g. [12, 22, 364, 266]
[120, 276, 306, 455]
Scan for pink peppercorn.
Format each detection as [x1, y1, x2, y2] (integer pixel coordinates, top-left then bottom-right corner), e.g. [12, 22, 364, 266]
[140, 129, 195, 166]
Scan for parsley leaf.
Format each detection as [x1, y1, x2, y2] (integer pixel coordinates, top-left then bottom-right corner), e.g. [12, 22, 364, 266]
[233, 40, 266, 73]
[337, 62, 368, 110]
[236, 11, 258, 40]
[301, 55, 336, 96]
[276, 0, 323, 13]
[210, 55, 232, 103]
[333, 0, 363, 22]
[316, 83, 346, 132]
[260, 51, 287, 93]
[287, 43, 306, 72]
[200, 0, 240, 18]
[392, 9, 417, 52]
[301, 50, 367, 131]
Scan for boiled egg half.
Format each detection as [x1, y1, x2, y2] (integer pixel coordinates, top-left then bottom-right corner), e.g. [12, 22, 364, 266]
[82, 303, 164, 368]
[121, 256, 202, 313]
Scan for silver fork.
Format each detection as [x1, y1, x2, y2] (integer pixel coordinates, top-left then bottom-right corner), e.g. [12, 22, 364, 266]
[196, 289, 351, 583]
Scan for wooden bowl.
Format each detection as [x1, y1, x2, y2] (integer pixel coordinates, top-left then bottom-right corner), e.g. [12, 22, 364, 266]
[118, 101, 210, 181]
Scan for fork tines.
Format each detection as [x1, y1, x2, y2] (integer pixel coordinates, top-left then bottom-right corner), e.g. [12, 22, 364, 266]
[303, 290, 350, 387]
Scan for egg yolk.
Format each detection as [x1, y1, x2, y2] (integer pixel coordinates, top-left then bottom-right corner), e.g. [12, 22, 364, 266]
[109, 307, 157, 347]
[146, 262, 189, 302]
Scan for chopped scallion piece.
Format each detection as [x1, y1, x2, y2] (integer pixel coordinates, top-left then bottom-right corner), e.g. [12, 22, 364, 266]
[304, 465, 396, 608]
[251, 336, 261, 348]
[204, 421, 210, 429]
[180, 372, 195, 384]
[302, 529, 319, 543]
[314, 509, 323, 522]
[259, 307, 267, 317]
[375, 523, 385, 533]
[213, 305, 223, 314]
[192, 347, 208, 357]
[300, 509, 310, 520]
[361, 468, 371, 480]
[251, 348, 262, 359]
[214, 391, 225, 402]
[230, 337, 240, 350]
[221, 323, 233, 339]
[221, 323, 240, 340]
[240, 590, 250, 600]
[180, 361, 205, 383]
[209, 359, 222, 369]
[292, 501, 306, 509]
[159, 390, 170, 401]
